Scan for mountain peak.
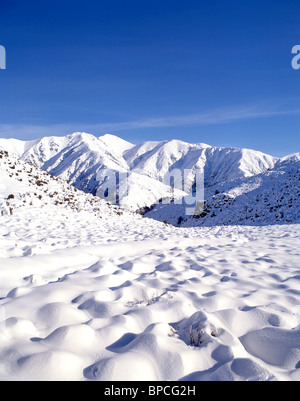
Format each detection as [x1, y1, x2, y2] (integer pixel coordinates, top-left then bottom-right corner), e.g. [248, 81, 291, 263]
[67, 132, 95, 142]
[280, 152, 300, 162]
[98, 133, 134, 154]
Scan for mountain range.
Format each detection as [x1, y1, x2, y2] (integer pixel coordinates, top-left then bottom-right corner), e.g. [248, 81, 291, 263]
[0, 132, 299, 226]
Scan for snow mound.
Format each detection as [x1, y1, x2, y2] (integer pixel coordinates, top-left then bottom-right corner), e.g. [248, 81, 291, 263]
[0, 212, 300, 380]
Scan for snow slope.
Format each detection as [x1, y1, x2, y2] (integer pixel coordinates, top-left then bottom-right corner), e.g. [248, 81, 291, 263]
[0, 148, 300, 381]
[125, 140, 276, 188]
[0, 133, 277, 213]
[0, 147, 126, 220]
[147, 152, 300, 227]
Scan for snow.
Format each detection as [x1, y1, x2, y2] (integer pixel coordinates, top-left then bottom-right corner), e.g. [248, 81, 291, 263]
[147, 153, 300, 227]
[280, 152, 300, 163]
[0, 147, 300, 381]
[99, 133, 134, 154]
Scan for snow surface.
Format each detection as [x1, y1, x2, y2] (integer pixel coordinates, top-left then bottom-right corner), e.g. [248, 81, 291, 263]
[0, 148, 300, 381]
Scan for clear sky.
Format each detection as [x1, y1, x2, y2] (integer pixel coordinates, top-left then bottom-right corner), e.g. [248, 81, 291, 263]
[0, 0, 300, 156]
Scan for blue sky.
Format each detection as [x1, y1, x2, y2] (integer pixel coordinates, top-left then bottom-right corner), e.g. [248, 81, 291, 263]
[0, 0, 300, 156]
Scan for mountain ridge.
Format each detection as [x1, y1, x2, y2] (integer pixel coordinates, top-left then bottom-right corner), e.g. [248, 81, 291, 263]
[0, 133, 297, 221]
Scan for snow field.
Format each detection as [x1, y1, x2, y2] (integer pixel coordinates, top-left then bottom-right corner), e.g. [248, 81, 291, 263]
[0, 206, 299, 381]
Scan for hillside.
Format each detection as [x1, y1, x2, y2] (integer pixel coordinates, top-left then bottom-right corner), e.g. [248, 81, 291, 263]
[0, 147, 123, 219]
[147, 153, 300, 226]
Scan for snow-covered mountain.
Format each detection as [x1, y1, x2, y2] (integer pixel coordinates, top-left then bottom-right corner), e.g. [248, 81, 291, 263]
[0, 132, 278, 213]
[0, 134, 187, 211]
[124, 139, 276, 187]
[147, 153, 300, 226]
